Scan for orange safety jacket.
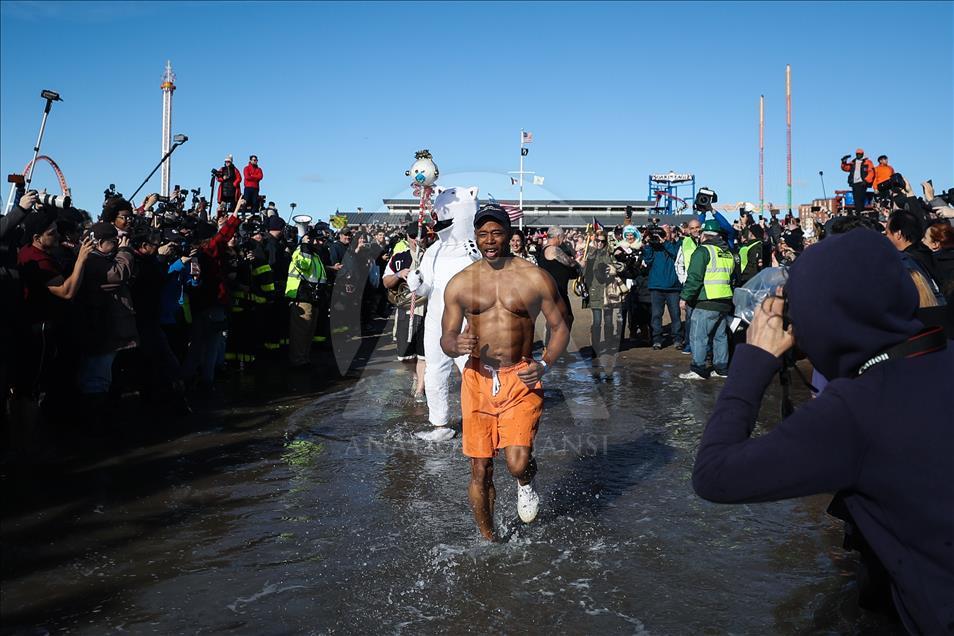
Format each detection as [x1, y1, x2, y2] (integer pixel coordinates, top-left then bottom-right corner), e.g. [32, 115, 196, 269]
[872, 164, 895, 192]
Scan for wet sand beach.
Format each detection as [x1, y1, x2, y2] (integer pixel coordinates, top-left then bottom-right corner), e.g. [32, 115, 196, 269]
[1, 300, 902, 634]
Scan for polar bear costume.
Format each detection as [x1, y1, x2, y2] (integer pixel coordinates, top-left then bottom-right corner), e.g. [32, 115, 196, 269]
[407, 186, 482, 441]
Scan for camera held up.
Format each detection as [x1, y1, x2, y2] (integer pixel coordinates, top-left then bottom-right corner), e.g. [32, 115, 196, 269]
[8, 174, 71, 210]
[694, 187, 718, 214]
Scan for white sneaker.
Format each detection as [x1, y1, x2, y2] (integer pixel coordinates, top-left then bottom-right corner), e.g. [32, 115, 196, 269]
[414, 427, 456, 442]
[517, 481, 539, 523]
[679, 370, 708, 380]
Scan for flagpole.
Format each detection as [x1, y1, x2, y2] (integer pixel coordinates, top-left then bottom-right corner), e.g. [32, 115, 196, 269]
[786, 64, 792, 215]
[518, 129, 525, 230]
[759, 94, 764, 215]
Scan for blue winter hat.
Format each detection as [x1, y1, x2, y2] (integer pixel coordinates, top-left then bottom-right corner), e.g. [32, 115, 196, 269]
[623, 225, 639, 236]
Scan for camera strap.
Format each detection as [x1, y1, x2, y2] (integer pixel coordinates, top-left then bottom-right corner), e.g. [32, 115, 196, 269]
[857, 326, 947, 376]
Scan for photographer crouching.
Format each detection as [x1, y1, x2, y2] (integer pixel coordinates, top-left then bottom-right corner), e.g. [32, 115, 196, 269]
[692, 229, 953, 634]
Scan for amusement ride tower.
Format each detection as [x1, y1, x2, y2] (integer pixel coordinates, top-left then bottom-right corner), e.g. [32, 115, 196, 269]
[160, 60, 176, 197]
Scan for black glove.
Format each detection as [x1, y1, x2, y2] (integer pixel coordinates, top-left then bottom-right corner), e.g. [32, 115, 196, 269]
[841, 155, 850, 163]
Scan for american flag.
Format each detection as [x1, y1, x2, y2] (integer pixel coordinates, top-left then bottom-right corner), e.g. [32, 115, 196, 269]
[502, 202, 524, 222]
[521, 131, 533, 144]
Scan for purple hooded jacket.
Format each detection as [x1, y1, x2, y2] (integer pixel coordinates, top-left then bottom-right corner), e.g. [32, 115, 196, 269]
[693, 229, 954, 634]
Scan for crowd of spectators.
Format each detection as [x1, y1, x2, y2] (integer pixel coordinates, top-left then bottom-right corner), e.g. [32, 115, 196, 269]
[0, 173, 423, 448]
[1, 154, 952, 451]
[566, 176, 954, 382]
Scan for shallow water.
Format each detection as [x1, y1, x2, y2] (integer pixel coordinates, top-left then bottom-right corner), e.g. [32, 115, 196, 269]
[2, 340, 901, 634]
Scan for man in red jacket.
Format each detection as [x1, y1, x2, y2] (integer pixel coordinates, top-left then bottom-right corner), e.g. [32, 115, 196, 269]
[243, 155, 263, 213]
[181, 198, 244, 390]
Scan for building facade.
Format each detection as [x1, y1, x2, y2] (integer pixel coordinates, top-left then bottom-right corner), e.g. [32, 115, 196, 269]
[379, 198, 669, 228]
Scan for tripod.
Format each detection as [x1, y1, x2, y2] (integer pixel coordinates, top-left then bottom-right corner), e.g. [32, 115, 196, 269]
[4, 90, 62, 214]
[203, 171, 217, 223]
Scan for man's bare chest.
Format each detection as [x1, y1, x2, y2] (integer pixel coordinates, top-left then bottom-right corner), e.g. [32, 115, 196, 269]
[461, 276, 534, 318]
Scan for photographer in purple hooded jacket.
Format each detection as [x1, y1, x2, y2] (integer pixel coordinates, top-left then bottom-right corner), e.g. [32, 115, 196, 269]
[692, 229, 953, 635]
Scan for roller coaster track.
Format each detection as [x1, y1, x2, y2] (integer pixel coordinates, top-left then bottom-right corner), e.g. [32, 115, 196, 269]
[23, 155, 70, 196]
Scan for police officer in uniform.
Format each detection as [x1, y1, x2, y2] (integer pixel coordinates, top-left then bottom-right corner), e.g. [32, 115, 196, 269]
[285, 231, 328, 368]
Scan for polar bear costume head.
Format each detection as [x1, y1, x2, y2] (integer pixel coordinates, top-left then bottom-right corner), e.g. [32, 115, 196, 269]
[432, 186, 478, 243]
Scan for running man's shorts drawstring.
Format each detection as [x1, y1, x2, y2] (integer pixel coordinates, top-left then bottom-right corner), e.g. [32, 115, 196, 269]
[483, 364, 501, 396]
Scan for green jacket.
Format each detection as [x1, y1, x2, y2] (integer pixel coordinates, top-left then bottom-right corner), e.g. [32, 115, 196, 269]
[583, 248, 617, 309]
[680, 238, 735, 312]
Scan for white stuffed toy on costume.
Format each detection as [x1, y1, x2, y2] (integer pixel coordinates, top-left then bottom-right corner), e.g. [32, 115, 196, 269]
[407, 186, 482, 440]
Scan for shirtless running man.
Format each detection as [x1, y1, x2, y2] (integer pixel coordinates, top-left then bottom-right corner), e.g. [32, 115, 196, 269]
[441, 204, 570, 540]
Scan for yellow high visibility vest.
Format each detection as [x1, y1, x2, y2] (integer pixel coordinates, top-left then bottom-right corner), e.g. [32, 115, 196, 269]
[285, 248, 327, 300]
[682, 236, 698, 264]
[701, 244, 734, 300]
[739, 241, 761, 273]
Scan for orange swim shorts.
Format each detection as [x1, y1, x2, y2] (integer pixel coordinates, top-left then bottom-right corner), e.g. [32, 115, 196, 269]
[461, 358, 544, 458]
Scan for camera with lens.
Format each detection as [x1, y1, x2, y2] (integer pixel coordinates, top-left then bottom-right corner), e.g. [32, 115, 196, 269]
[166, 187, 188, 212]
[874, 173, 916, 214]
[238, 215, 264, 241]
[30, 189, 71, 209]
[283, 223, 300, 243]
[129, 226, 163, 250]
[876, 173, 906, 197]
[646, 224, 666, 244]
[153, 195, 175, 216]
[103, 183, 122, 201]
[299, 226, 327, 255]
[694, 187, 718, 213]
[7, 174, 70, 209]
[161, 226, 186, 249]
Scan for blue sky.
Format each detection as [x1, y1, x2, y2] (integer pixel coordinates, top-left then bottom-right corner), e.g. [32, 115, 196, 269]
[2, 1, 951, 220]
